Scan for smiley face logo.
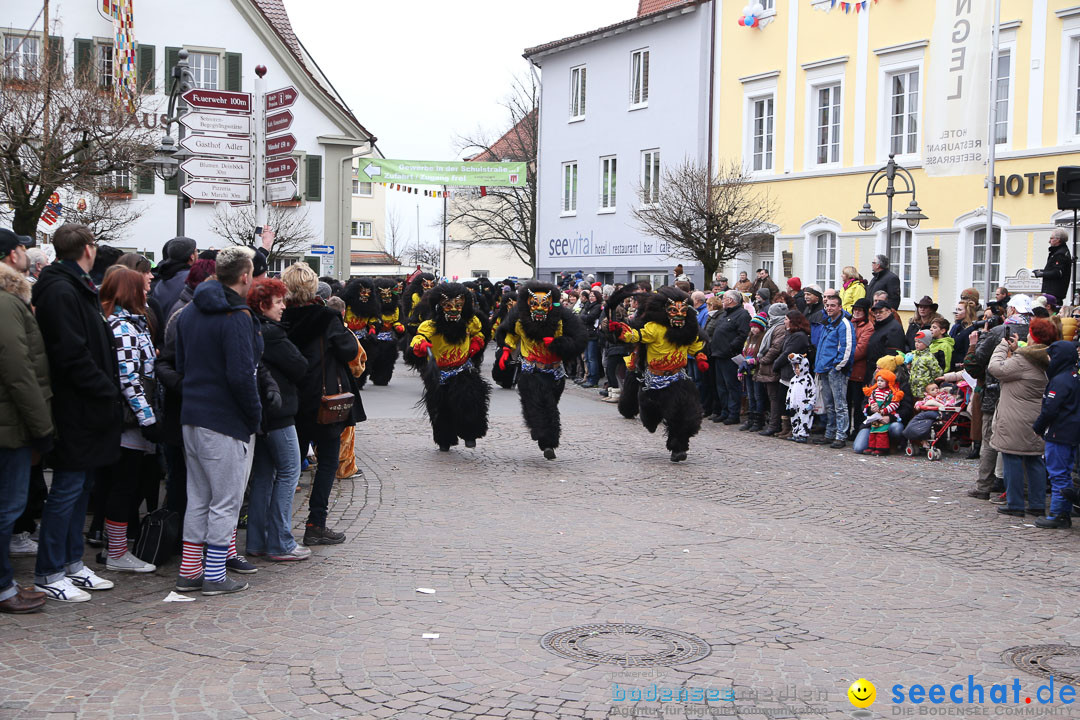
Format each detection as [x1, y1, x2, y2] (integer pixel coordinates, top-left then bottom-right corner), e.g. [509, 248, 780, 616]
[847, 678, 876, 708]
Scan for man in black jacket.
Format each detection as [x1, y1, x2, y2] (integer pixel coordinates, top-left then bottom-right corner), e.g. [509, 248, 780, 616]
[31, 224, 123, 603]
[1033, 228, 1073, 303]
[866, 255, 901, 310]
[710, 290, 750, 424]
[864, 301, 906, 374]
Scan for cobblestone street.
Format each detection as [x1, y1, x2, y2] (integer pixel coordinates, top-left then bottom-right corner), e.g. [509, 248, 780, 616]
[4, 365, 1080, 720]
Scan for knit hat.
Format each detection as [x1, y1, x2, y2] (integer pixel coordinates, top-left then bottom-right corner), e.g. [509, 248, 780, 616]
[166, 236, 197, 262]
[756, 287, 772, 303]
[750, 313, 768, 331]
[960, 287, 981, 304]
[767, 302, 788, 318]
[914, 330, 931, 345]
[876, 354, 904, 373]
[804, 284, 823, 300]
[316, 281, 332, 301]
[787, 277, 802, 292]
[852, 297, 873, 313]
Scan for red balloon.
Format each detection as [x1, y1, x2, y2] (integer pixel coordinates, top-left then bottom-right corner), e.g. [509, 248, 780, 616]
[737, 16, 745, 25]
[751, 16, 759, 26]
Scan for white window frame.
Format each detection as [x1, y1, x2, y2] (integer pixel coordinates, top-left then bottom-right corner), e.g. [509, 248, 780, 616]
[954, 209, 1010, 292]
[876, 43, 925, 163]
[741, 72, 779, 177]
[101, 169, 131, 193]
[632, 272, 667, 288]
[641, 149, 660, 207]
[813, 231, 837, 289]
[561, 161, 578, 216]
[599, 155, 617, 213]
[95, 41, 114, 89]
[2, 32, 40, 81]
[1058, 17, 1080, 144]
[876, 225, 916, 306]
[351, 220, 373, 239]
[629, 47, 649, 109]
[993, 37, 1016, 149]
[352, 179, 373, 197]
[186, 49, 221, 90]
[800, 216, 841, 288]
[569, 64, 586, 121]
[747, 94, 775, 174]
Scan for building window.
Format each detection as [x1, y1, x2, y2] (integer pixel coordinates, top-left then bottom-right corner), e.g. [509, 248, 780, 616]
[888, 229, 914, 300]
[888, 69, 919, 156]
[351, 221, 372, 239]
[814, 83, 841, 165]
[761, 0, 774, 8]
[995, 50, 1010, 145]
[267, 256, 302, 274]
[751, 95, 774, 172]
[630, 48, 649, 106]
[97, 43, 113, 88]
[471, 269, 490, 278]
[101, 169, 131, 194]
[972, 227, 1002, 288]
[352, 179, 372, 196]
[814, 231, 836, 288]
[641, 149, 660, 206]
[3, 35, 39, 80]
[569, 65, 586, 120]
[561, 161, 578, 214]
[632, 272, 667, 288]
[599, 156, 617, 211]
[189, 51, 219, 90]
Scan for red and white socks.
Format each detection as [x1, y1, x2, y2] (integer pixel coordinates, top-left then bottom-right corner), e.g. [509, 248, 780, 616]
[227, 529, 238, 560]
[105, 519, 127, 560]
[180, 542, 204, 579]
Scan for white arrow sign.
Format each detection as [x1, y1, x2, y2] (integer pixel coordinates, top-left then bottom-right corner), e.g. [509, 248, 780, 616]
[265, 180, 298, 203]
[180, 112, 251, 135]
[363, 162, 381, 177]
[180, 135, 251, 158]
[180, 158, 251, 181]
[182, 180, 252, 203]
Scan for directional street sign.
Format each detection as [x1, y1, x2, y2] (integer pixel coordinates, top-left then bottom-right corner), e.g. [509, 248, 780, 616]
[309, 245, 334, 255]
[181, 88, 252, 114]
[181, 134, 251, 158]
[265, 180, 298, 202]
[265, 133, 297, 157]
[182, 180, 252, 203]
[265, 86, 298, 111]
[356, 158, 527, 188]
[265, 110, 293, 134]
[265, 157, 298, 180]
[180, 112, 251, 135]
[181, 157, 252, 181]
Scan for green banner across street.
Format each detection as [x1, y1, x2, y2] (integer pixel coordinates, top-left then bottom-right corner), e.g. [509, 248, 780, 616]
[357, 158, 527, 188]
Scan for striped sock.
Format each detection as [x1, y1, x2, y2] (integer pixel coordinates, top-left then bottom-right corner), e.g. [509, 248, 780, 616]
[180, 542, 204, 579]
[105, 520, 127, 559]
[205, 544, 228, 583]
[227, 529, 237, 560]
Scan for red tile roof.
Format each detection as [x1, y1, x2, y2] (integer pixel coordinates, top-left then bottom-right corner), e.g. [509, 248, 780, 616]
[350, 251, 400, 265]
[466, 109, 537, 163]
[638, 0, 688, 15]
[524, 0, 704, 59]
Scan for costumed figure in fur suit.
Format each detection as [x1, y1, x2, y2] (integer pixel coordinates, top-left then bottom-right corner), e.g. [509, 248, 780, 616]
[341, 277, 380, 389]
[604, 283, 650, 420]
[410, 283, 491, 451]
[401, 272, 437, 371]
[490, 292, 520, 389]
[609, 286, 709, 462]
[495, 282, 587, 459]
[460, 280, 492, 368]
[365, 278, 405, 386]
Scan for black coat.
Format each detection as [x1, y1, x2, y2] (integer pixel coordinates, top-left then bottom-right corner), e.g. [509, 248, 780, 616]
[1039, 243, 1073, 302]
[579, 301, 602, 341]
[866, 269, 901, 310]
[282, 303, 364, 432]
[31, 261, 122, 470]
[709, 305, 750, 360]
[772, 328, 810, 382]
[258, 315, 308, 432]
[865, 313, 906, 374]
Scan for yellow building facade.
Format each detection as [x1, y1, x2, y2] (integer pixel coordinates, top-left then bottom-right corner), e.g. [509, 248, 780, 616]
[715, 0, 1080, 309]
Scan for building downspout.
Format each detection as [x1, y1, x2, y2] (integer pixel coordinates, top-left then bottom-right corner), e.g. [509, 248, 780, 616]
[706, 0, 716, 185]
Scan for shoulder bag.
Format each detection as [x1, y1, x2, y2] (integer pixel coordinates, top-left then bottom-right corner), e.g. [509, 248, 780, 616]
[317, 336, 355, 424]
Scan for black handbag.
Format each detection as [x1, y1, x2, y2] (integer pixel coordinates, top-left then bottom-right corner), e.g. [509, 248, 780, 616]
[133, 507, 180, 566]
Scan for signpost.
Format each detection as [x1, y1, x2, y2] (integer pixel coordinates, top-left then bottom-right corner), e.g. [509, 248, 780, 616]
[265, 180, 298, 202]
[355, 158, 527, 188]
[265, 86, 298, 111]
[181, 88, 253, 114]
[182, 180, 252, 203]
[180, 157, 252, 181]
[180, 112, 252, 135]
[265, 133, 297, 157]
[309, 244, 334, 255]
[181, 134, 252, 158]
[265, 110, 293, 134]
[265, 157, 298, 180]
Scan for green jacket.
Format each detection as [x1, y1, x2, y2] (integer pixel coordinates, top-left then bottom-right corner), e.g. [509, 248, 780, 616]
[929, 335, 955, 372]
[909, 348, 943, 399]
[0, 264, 52, 448]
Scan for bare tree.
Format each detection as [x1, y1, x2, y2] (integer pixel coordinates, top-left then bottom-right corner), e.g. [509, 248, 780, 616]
[0, 41, 157, 236]
[382, 206, 406, 259]
[447, 74, 537, 270]
[406, 242, 440, 269]
[61, 194, 143, 245]
[208, 203, 317, 263]
[632, 159, 778, 283]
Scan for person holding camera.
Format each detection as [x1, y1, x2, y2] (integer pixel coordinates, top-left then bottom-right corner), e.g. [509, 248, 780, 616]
[1033, 228, 1073, 303]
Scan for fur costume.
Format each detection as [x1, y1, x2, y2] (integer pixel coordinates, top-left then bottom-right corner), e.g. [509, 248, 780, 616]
[496, 282, 587, 459]
[341, 277, 380, 389]
[402, 273, 437, 371]
[410, 283, 491, 451]
[605, 283, 649, 420]
[365, 277, 405, 386]
[461, 281, 492, 368]
[491, 293, 520, 389]
[611, 286, 708, 462]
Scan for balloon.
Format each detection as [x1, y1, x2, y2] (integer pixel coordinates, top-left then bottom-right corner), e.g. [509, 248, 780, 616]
[737, 15, 745, 25]
[742, 4, 752, 13]
[751, 16, 759, 26]
[752, 2, 764, 14]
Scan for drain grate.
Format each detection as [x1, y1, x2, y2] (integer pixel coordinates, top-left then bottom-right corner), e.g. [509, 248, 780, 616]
[1002, 645, 1080, 684]
[540, 623, 711, 667]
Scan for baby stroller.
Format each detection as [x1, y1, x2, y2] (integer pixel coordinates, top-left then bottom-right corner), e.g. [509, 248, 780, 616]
[904, 381, 972, 461]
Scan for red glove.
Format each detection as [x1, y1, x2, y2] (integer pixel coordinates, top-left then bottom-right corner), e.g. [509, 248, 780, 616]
[468, 335, 486, 357]
[696, 354, 709, 373]
[609, 321, 629, 337]
[393, 323, 405, 335]
[412, 339, 432, 358]
[543, 337, 554, 345]
[497, 347, 511, 371]
[367, 326, 376, 336]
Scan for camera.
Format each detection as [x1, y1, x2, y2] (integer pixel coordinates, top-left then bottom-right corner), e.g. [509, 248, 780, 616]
[970, 316, 1003, 331]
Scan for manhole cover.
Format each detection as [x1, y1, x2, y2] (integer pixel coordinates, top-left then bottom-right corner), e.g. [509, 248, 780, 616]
[540, 624, 711, 667]
[1002, 645, 1080, 684]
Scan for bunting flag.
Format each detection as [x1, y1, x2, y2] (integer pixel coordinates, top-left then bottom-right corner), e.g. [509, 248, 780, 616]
[827, 0, 875, 12]
[102, 0, 137, 111]
[378, 181, 478, 200]
[40, 192, 63, 226]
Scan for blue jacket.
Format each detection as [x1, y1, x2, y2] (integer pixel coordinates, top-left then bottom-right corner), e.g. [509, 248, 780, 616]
[813, 311, 854, 374]
[696, 303, 709, 327]
[175, 280, 263, 440]
[1032, 341, 1080, 446]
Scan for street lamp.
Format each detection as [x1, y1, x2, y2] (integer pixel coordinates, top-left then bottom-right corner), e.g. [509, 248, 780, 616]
[851, 153, 926, 248]
[142, 49, 194, 235]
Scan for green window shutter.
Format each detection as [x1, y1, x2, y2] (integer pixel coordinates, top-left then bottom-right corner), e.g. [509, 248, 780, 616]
[164, 174, 178, 195]
[73, 38, 93, 83]
[48, 36, 63, 79]
[164, 47, 179, 90]
[225, 52, 242, 92]
[137, 170, 155, 194]
[137, 43, 155, 94]
[305, 154, 322, 202]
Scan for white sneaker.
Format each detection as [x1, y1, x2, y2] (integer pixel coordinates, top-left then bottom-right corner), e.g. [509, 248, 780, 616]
[268, 545, 312, 562]
[105, 551, 156, 573]
[66, 567, 114, 590]
[9, 531, 37, 557]
[35, 576, 91, 603]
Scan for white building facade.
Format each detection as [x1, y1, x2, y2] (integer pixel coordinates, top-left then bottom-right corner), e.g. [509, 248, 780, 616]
[526, 1, 713, 289]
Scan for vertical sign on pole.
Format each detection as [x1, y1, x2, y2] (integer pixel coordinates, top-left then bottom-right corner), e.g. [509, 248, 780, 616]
[253, 65, 268, 242]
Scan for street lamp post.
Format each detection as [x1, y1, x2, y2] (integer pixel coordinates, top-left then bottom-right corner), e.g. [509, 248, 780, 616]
[143, 49, 194, 236]
[852, 153, 927, 272]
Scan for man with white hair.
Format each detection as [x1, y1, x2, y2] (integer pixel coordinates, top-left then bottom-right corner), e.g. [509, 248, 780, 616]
[1033, 228, 1073, 303]
[24, 248, 48, 282]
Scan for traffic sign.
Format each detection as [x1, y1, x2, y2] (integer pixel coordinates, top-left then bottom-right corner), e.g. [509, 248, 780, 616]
[181, 157, 251, 181]
[265, 180, 298, 202]
[180, 112, 251, 135]
[265, 86, 298, 111]
[356, 158, 527, 188]
[181, 135, 251, 158]
[182, 180, 252, 203]
[265, 157, 298, 180]
[181, 88, 252, 114]
[265, 110, 293, 134]
[265, 133, 297, 157]
[310, 245, 334, 255]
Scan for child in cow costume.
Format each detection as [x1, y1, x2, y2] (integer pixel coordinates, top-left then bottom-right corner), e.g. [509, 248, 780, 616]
[496, 282, 586, 459]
